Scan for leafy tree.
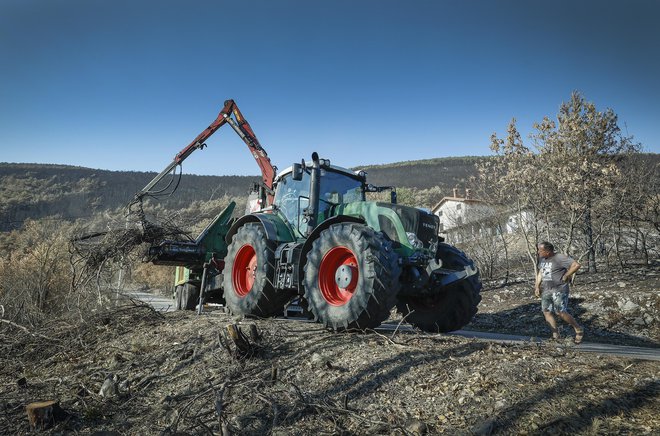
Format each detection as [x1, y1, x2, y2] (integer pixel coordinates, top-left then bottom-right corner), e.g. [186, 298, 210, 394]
[481, 92, 642, 274]
[532, 92, 640, 271]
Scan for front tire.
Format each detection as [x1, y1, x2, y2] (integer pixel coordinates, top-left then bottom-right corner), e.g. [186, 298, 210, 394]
[303, 223, 400, 331]
[396, 243, 482, 332]
[223, 223, 291, 317]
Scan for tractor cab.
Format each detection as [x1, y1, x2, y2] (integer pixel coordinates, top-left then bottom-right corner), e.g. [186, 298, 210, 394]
[273, 158, 365, 238]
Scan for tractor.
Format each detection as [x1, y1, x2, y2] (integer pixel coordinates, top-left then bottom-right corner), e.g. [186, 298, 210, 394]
[141, 100, 481, 332]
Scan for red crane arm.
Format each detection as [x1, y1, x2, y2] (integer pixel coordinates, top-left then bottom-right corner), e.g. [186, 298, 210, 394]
[134, 99, 276, 205]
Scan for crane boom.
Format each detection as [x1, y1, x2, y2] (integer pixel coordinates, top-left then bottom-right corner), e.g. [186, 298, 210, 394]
[132, 99, 275, 206]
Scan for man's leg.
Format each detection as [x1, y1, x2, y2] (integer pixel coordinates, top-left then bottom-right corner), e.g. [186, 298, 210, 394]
[542, 310, 560, 338]
[557, 311, 582, 332]
[554, 292, 584, 343]
[553, 292, 582, 333]
[540, 293, 560, 338]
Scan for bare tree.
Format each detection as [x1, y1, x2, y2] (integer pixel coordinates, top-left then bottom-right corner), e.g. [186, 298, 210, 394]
[477, 119, 548, 277]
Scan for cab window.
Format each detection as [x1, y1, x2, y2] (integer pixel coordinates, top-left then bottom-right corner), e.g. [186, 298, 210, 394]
[274, 172, 310, 236]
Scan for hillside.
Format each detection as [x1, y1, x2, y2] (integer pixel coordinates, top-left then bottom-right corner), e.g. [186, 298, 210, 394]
[356, 156, 486, 190]
[0, 163, 259, 231]
[0, 157, 484, 231]
[2, 153, 658, 231]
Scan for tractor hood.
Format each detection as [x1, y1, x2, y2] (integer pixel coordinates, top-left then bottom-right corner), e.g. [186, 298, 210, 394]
[376, 203, 439, 251]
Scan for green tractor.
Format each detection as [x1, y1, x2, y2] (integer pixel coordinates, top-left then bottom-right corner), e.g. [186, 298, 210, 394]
[142, 100, 481, 332]
[219, 153, 481, 332]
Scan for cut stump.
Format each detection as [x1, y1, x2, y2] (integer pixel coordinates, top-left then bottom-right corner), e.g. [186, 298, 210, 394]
[26, 400, 65, 429]
[218, 323, 259, 358]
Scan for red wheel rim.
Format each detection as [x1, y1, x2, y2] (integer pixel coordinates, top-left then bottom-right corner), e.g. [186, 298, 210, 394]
[318, 246, 359, 306]
[232, 244, 257, 297]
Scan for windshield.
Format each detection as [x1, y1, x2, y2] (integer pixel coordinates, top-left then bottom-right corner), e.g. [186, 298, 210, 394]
[318, 169, 364, 206]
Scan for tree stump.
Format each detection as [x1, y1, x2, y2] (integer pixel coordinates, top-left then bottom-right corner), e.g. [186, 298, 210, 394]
[218, 323, 258, 358]
[26, 400, 65, 429]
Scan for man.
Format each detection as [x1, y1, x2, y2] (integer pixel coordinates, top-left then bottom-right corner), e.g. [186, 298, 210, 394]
[534, 241, 584, 344]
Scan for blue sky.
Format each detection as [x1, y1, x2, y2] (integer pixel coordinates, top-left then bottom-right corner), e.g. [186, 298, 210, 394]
[1, 0, 658, 176]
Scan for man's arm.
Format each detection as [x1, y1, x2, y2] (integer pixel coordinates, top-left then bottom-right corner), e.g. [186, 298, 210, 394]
[562, 261, 581, 283]
[534, 269, 542, 297]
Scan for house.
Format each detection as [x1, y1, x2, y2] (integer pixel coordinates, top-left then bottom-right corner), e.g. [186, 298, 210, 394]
[432, 188, 494, 231]
[431, 188, 532, 243]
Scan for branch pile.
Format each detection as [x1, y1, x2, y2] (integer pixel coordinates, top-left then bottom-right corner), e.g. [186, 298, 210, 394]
[69, 210, 192, 288]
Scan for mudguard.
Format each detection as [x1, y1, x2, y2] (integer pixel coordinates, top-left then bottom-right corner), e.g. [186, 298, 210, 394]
[225, 212, 295, 245]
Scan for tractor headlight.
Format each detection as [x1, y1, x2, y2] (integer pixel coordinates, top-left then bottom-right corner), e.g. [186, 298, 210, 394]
[406, 232, 424, 249]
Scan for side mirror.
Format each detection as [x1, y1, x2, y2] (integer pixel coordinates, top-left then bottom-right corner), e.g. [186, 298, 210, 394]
[292, 163, 303, 181]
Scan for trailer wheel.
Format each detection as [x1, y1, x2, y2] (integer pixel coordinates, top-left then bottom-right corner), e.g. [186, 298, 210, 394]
[303, 223, 400, 331]
[174, 285, 183, 310]
[223, 223, 291, 317]
[178, 283, 200, 311]
[397, 243, 481, 332]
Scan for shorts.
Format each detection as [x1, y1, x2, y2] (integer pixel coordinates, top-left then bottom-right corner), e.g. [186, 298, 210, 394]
[541, 291, 569, 313]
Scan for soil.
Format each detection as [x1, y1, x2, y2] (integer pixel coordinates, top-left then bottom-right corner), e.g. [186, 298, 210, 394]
[1, 267, 658, 435]
[468, 265, 660, 349]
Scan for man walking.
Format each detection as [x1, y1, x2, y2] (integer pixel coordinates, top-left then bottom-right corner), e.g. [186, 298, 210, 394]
[534, 242, 584, 344]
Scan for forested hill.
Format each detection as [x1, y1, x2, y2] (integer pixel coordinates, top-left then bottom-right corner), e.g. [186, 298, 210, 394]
[2, 153, 657, 231]
[0, 157, 486, 230]
[355, 156, 486, 190]
[0, 163, 259, 231]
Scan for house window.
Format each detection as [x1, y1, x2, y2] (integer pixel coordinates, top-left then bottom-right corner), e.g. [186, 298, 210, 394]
[456, 204, 462, 210]
[437, 210, 443, 216]
[439, 223, 444, 231]
[456, 217, 463, 225]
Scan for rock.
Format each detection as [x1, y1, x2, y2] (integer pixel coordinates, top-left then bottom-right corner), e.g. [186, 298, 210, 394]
[621, 301, 640, 313]
[310, 353, 329, 369]
[99, 374, 117, 398]
[404, 417, 427, 435]
[633, 317, 646, 326]
[643, 314, 655, 325]
[472, 417, 496, 435]
[617, 282, 627, 288]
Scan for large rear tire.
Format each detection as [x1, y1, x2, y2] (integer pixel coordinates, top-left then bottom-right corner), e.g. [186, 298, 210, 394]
[223, 223, 291, 317]
[303, 223, 400, 331]
[396, 243, 482, 333]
